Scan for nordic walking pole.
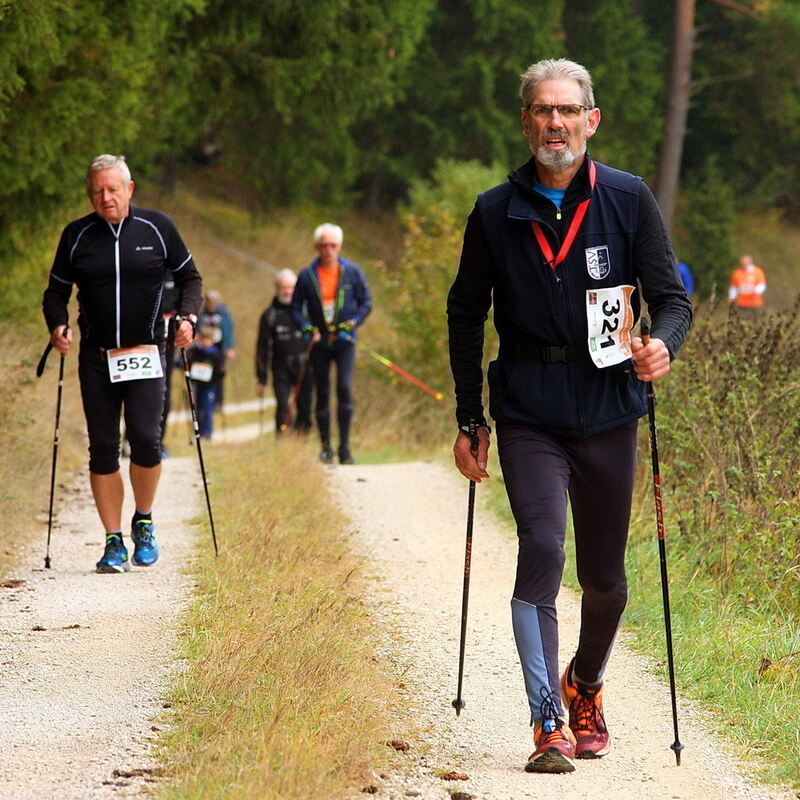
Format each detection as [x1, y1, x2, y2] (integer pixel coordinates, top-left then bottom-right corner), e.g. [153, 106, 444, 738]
[640, 317, 683, 765]
[176, 319, 219, 556]
[343, 336, 444, 400]
[184, 377, 194, 446]
[36, 327, 69, 569]
[452, 420, 478, 716]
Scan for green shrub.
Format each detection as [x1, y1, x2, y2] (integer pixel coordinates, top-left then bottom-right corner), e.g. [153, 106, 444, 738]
[379, 159, 505, 434]
[636, 301, 800, 613]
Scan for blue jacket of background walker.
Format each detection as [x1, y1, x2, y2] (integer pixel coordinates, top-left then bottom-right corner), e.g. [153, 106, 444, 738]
[477, 159, 649, 438]
[291, 256, 372, 343]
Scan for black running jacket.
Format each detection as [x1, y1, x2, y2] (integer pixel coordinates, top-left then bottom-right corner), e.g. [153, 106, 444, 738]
[43, 205, 202, 349]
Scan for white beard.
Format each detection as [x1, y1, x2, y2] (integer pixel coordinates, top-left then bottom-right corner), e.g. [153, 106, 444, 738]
[533, 141, 586, 169]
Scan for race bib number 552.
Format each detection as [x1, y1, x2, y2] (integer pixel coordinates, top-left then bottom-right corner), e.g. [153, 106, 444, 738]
[586, 285, 635, 368]
[107, 345, 163, 383]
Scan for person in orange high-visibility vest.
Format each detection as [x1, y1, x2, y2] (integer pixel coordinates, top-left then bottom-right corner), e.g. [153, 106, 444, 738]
[728, 254, 766, 314]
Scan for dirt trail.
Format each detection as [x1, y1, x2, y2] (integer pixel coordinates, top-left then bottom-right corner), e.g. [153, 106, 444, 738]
[0, 457, 202, 800]
[328, 461, 796, 800]
[1, 451, 796, 800]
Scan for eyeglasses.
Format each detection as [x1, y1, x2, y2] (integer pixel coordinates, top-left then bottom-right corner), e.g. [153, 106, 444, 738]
[525, 104, 590, 119]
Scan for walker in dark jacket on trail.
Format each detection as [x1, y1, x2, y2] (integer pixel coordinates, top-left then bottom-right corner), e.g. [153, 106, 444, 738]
[42, 153, 202, 575]
[187, 325, 224, 439]
[198, 289, 235, 410]
[447, 59, 692, 774]
[291, 223, 372, 464]
[255, 269, 313, 434]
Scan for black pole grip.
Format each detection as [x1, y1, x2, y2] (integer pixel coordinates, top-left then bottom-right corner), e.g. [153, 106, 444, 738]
[640, 316, 651, 344]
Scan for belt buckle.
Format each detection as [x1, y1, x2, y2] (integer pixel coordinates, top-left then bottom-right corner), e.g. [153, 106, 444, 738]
[544, 346, 567, 364]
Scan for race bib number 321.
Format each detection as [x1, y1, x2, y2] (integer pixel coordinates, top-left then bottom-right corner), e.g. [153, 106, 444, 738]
[586, 285, 635, 368]
[107, 345, 163, 383]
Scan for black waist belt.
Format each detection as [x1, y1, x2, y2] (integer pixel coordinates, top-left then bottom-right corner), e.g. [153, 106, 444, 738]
[507, 343, 589, 363]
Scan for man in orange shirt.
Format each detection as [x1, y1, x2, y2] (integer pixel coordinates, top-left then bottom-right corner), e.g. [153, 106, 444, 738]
[291, 224, 372, 464]
[729, 254, 766, 314]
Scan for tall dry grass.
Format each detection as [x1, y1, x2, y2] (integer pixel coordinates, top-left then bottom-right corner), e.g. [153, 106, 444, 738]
[1, 325, 86, 577]
[155, 436, 408, 799]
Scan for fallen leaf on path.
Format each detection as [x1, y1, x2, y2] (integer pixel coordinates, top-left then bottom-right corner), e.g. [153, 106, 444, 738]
[387, 739, 410, 751]
[441, 771, 469, 781]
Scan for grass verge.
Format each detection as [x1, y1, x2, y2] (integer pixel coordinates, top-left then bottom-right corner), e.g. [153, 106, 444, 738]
[155, 435, 404, 799]
[625, 477, 800, 789]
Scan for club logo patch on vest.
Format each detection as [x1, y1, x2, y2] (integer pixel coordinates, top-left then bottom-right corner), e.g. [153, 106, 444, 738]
[585, 245, 611, 280]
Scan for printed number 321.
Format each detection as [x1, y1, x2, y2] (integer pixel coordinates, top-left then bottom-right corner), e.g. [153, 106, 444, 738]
[599, 299, 621, 348]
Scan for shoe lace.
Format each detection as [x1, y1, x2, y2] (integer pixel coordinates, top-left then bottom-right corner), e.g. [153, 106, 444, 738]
[134, 520, 154, 543]
[538, 722, 567, 746]
[571, 685, 607, 734]
[537, 686, 561, 722]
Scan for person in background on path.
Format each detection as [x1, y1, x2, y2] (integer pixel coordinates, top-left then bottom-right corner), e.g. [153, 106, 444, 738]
[291, 223, 372, 464]
[187, 325, 224, 439]
[198, 289, 235, 409]
[447, 59, 692, 774]
[728, 254, 766, 315]
[42, 153, 202, 574]
[677, 260, 694, 296]
[255, 269, 313, 435]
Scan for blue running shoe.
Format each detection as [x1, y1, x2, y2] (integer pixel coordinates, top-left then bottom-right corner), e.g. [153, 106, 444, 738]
[131, 518, 159, 566]
[96, 534, 131, 574]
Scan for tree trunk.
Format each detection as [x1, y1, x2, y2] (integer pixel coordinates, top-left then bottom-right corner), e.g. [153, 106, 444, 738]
[655, 0, 696, 231]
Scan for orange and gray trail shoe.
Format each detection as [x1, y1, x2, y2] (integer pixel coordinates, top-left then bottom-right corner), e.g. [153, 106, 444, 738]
[561, 658, 610, 758]
[525, 717, 577, 774]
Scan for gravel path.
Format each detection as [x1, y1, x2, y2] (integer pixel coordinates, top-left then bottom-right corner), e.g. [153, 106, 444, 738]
[0, 457, 201, 800]
[328, 461, 797, 800]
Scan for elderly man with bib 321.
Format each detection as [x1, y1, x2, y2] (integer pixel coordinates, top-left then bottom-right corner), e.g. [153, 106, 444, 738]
[447, 59, 692, 774]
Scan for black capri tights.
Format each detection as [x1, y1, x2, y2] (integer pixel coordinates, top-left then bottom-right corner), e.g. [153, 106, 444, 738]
[78, 346, 166, 473]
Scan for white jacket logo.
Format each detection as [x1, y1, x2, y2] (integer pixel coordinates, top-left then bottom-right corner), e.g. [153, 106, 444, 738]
[585, 245, 610, 279]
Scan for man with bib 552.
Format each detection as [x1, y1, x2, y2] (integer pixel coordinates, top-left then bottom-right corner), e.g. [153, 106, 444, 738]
[43, 154, 202, 574]
[447, 59, 692, 773]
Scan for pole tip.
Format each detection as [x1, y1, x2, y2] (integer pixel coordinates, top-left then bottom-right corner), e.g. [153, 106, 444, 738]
[671, 740, 684, 766]
[452, 698, 465, 716]
[44, 556, 51, 569]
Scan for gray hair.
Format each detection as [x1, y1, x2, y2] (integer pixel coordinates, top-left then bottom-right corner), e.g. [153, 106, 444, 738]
[275, 268, 296, 286]
[313, 223, 343, 245]
[519, 59, 595, 109]
[86, 154, 132, 186]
